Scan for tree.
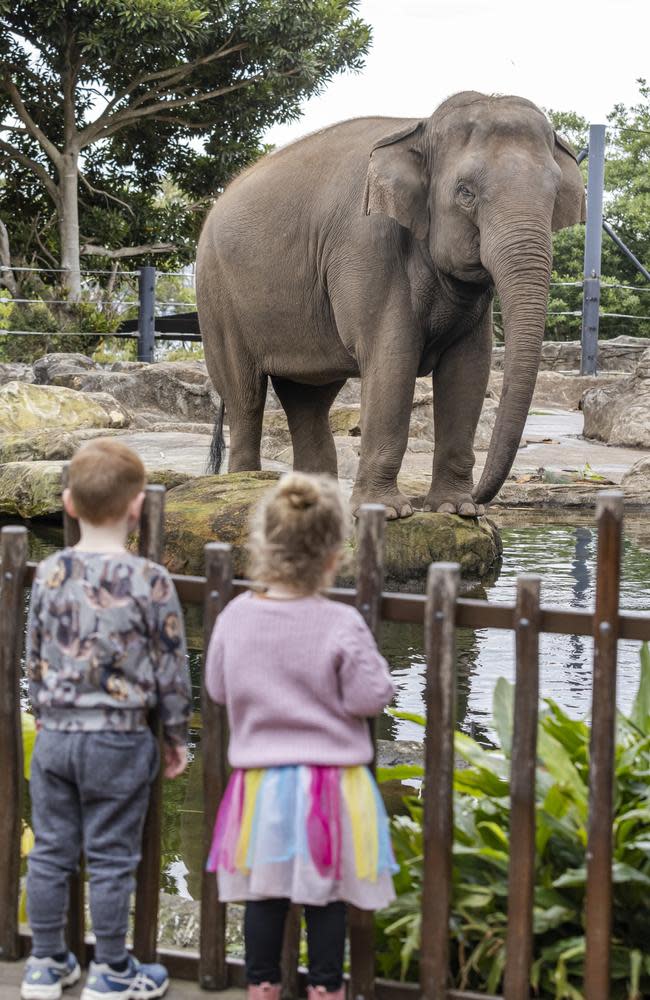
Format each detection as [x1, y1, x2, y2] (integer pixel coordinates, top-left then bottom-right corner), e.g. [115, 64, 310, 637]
[0, 0, 370, 297]
[546, 81, 650, 339]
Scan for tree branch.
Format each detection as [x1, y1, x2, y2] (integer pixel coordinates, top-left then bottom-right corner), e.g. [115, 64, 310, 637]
[0, 139, 60, 204]
[80, 242, 176, 259]
[0, 76, 62, 165]
[91, 70, 297, 142]
[78, 171, 134, 214]
[0, 219, 18, 296]
[78, 40, 248, 146]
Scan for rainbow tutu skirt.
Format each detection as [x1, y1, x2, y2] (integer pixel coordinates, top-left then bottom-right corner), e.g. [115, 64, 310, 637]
[207, 765, 397, 909]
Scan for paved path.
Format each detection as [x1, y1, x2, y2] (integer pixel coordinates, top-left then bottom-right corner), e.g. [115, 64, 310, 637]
[400, 409, 649, 487]
[0, 961, 245, 1000]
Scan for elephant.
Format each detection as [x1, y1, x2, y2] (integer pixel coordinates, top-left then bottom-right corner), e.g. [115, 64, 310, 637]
[196, 91, 585, 519]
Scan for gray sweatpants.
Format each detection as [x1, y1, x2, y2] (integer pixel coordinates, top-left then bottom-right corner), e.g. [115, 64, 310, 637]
[27, 729, 158, 964]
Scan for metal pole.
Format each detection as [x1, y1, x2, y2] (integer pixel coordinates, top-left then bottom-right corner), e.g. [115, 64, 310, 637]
[138, 266, 156, 363]
[580, 125, 606, 375]
[602, 220, 650, 283]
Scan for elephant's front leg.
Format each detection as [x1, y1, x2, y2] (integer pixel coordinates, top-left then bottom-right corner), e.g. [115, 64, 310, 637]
[424, 314, 492, 517]
[351, 352, 418, 519]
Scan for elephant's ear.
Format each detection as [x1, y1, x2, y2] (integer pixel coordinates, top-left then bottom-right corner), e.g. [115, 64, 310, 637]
[552, 133, 586, 231]
[363, 121, 429, 239]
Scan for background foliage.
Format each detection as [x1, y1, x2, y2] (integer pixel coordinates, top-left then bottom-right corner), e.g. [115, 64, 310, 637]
[377, 644, 650, 999]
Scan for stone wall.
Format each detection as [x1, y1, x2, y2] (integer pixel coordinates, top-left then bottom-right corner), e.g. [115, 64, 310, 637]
[492, 335, 650, 373]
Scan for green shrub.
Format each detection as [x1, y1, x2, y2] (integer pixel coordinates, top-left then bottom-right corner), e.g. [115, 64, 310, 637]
[376, 644, 650, 999]
[0, 296, 123, 363]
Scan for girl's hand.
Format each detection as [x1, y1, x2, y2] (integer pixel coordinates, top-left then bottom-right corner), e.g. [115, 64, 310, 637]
[164, 743, 188, 779]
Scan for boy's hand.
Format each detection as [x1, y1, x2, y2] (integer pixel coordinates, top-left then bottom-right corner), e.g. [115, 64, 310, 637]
[163, 742, 188, 779]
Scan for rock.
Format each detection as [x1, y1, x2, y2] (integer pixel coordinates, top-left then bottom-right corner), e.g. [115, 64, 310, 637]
[0, 461, 64, 518]
[0, 381, 130, 434]
[622, 458, 650, 494]
[371, 513, 502, 583]
[32, 352, 97, 386]
[71, 362, 219, 425]
[0, 429, 89, 462]
[0, 362, 34, 386]
[488, 370, 625, 412]
[163, 472, 280, 575]
[492, 336, 650, 373]
[162, 471, 502, 581]
[582, 349, 650, 447]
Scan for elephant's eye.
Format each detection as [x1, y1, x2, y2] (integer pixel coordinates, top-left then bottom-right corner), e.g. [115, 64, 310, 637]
[456, 183, 475, 205]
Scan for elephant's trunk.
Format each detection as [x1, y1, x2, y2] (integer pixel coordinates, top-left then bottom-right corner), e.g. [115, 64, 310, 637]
[473, 219, 553, 504]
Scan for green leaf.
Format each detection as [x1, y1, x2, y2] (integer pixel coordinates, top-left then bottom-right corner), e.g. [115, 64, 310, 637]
[492, 677, 514, 754]
[21, 713, 36, 782]
[377, 765, 423, 784]
[387, 708, 426, 727]
[631, 642, 650, 734]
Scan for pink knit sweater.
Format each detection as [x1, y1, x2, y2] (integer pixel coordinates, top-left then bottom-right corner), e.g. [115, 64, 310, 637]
[205, 591, 395, 768]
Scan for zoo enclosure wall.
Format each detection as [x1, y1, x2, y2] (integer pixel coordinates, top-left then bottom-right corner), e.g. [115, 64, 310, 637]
[0, 486, 647, 1000]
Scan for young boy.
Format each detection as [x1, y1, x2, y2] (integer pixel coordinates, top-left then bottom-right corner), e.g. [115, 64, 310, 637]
[21, 439, 192, 1000]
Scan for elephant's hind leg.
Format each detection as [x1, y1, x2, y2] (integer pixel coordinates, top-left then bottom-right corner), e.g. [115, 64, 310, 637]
[226, 369, 268, 472]
[271, 377, 346, 476]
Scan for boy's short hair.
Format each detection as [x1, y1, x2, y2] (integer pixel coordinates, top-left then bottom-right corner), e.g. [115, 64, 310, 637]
[68, 439, 146, 525]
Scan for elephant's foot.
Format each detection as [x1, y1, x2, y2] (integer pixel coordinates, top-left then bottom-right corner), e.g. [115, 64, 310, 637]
[351, 486, 413, 520]
[423, 488, 485, 518]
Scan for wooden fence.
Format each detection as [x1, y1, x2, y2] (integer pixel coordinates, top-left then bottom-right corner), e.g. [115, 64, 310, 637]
[0, 486, 647, 1000]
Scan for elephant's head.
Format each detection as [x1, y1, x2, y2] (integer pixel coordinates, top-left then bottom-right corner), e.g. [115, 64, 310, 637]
[363, 91, 585, 503]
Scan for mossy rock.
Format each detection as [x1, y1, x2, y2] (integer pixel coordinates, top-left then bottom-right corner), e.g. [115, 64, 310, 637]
[162, 471, 502, 582]
[0, 380, 130, 434]
[0, 430, 79, 463]
[0, 461, 64, 518]
[163, 471, 281, 576]
[371, 512, 502, 584]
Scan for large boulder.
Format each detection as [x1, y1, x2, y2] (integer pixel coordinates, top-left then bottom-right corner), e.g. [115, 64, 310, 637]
[32, 352, 97, 386]
[0, 381, 130, 434]
[0, 457, 192, 518]
[621, 458, 650, 494]
[0, 461, 63, 518]
[71, 362, 219, 425]
[162, 471, 502, 582]
[582, 349, 650, 447]
[0, 362, 35, 386]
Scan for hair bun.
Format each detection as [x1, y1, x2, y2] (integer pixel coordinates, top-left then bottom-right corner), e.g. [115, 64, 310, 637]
[278, 473, 319, 510]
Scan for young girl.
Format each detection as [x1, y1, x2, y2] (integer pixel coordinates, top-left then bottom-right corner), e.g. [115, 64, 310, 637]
[205, 472, 397, 1000]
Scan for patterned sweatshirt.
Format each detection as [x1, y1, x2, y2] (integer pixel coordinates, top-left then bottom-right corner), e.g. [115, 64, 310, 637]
[26, 548, 191, 746]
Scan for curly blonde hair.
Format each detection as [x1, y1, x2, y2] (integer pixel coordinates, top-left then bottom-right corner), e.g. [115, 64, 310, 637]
[248, 473, 349, 594]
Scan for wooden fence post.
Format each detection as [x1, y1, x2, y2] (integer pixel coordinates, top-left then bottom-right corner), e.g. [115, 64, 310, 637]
[61, 465, 85, 961]
[584, 491, 623, 1000]
[200, 543, 232, 990]
[349, 504, 385, 1000]
[504, 575, 541, 1000]
[0, 525, 28, 961]
[420, 562, 459, 1000]
[134, 485, 166, 962]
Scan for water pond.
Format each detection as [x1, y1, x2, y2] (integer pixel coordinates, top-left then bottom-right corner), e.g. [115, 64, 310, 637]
[7, 511, 650, 901]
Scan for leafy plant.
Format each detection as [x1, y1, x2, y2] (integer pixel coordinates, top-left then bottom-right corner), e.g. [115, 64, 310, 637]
[376, 643, 650, 999]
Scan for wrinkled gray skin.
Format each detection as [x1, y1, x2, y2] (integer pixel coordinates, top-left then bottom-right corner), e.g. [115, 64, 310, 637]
[197, 91, 585, 518]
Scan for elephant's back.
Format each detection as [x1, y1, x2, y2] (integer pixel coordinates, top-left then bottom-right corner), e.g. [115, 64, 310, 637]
[200, 115, 420, 236]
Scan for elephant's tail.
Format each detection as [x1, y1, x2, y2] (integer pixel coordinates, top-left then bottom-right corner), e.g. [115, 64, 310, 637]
[207, 398, 226, 474]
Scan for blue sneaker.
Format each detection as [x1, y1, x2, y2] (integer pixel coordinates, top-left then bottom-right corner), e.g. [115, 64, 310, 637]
[81, 957, 169, 999]
[21, 953, 81, 1000]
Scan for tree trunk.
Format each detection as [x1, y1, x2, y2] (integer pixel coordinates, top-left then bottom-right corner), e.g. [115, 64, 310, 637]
[58, 149, 81, 300]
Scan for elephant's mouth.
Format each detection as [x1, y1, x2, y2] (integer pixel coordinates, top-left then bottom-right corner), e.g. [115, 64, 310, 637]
[448, 263, 492, 287]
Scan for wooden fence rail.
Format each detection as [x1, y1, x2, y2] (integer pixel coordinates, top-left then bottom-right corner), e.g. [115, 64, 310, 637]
[0, 487, 643, 999]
